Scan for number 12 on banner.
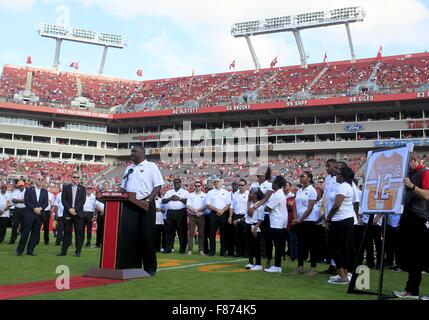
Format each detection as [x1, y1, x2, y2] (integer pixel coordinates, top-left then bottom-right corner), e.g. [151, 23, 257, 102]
[373, 174, 391, 200]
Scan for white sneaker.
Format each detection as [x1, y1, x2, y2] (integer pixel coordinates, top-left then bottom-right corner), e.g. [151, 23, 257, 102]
[250, 265, 263, 271]
[420, 295, 429, 300]
[328, 277, 349, 285]
[393, 290, 419, 299]
[330, 273, 352, 281]
[245, 263, 254, 270]
[187, 251, 192, 255]
[160, 248, 165, 253]
[264, 266, 282, 273]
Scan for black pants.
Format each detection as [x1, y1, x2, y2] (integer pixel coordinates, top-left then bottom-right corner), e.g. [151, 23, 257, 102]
[385, 225, 400, 266]
[40, 210, 51, 244]
[225, 218, 235, 256]
[95, 214, 104, 246]
[233, 214, 248, 257]
[315, 224, 328, 262]
[61, 215, 84, 254]
[10, 207, 24, 243]
[155, 224, 166, 252]
[165, 209, 187, 253]
[209, 212, 227, 255]
[140, 200, 157, 274]
[82, 211, 94, 245]
[270, 228, 285, 267]
[0, 217, 11, 243]
[329, 217, 355, 270]
[204, 214, 210, 254]
[55, 217, 64, 245]
[261, 215, 273, 261]
[398, 214, 429, 296]
[247, 224, 261, 265]
[354, 223, 382, 268]
[17, 211, 41, 254]
[296, 221, 318, 268]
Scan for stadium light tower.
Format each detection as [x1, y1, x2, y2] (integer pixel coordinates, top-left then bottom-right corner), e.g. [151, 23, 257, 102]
[231, 6, 365, 68]
[36, 23, 126, 75]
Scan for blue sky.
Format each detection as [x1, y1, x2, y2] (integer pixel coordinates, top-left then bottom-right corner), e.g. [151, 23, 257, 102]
[1, 0, 429, 80]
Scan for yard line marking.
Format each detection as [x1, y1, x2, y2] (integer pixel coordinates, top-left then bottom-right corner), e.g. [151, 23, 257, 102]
[158, 258, 247, 271]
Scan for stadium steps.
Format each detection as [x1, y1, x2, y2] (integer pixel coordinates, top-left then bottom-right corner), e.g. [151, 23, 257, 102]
[123, 82, 143, 107]
[94, 163, 127, 183]
[197, 75, 234, 103]
[254, 71, 280, 95]
[76, 76, 83, 97]
[25, 71, 32, 92]
[368, 61, 382, 83]
[307, 65, 329, 91]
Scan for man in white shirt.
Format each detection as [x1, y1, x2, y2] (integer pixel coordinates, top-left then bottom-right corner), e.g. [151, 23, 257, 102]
[0, 184, 12, 244]
[82, 185, 97, 248]
[94, 181, 110, 248]
[121, 145, 164, 276]
[205, 177, 231, 256]
[186, 181, 207, 255]
[162, 178, 189, 254]
[55, 189, 65, 246]
[40, 182, 55, 245]
[229, 179, 249, 257]
[10, 180, 26, 244]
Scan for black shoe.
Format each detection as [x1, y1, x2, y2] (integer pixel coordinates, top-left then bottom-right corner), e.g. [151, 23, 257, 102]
[57, 252, 66, 256]
[8, 241, 15, 244]
[85, 243, 91, 248]
[208, 253, 215, 256]
[27, 252, 37, 256]
[16, 252, 23, 256]
[74, 252, 81, 257]
[321, 266, 337, 275]
[45, 242, 49, 245]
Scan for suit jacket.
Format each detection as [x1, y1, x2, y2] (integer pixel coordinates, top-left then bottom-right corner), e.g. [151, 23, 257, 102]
[24, 186, 49, 215]
[62, 184, 86, 218]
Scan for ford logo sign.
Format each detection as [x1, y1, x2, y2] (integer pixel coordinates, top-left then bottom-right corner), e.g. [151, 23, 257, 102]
[344, 124, 363, 132]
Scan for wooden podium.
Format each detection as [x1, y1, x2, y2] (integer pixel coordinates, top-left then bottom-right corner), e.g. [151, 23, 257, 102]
[83, 192, 152, 280]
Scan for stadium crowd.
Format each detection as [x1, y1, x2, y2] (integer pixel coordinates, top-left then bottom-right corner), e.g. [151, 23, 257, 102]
[1, 53, 429, 113]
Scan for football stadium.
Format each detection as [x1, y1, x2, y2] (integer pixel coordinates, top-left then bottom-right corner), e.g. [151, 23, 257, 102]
[0, 1, 428, 305]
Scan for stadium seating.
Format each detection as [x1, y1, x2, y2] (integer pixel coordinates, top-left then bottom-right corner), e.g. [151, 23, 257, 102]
[2, 53, 429, 112]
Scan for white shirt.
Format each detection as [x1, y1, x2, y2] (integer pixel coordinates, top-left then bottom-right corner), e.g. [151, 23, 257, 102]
[121, 159, 164, 200]
[388, 214, 401, 228]
[205, 188, 231, 210]
[45, 192, 55, 211]
[312, 199, 323, 225]
[246, 202, 265, 227]
[324, 175, 337, 214]
[12, 189, 26, 209]
[295, 185, 318, 222]
[155, 198, 164, 225]
[35, 187, 42, 203]
[56, 193, 64, 217]
[187, 191, 207, 216]
[0, 193, 10, 218]
[250, 180, 272, 195]
[329, 182, 355, 222]
[351, 184, 361, 225]
[163, 188, 189, 210]
[96, 200, 105, 216]
[266, 189, 288, 229]
[83, 193, 97, 212]
[231, 190, 249, 215]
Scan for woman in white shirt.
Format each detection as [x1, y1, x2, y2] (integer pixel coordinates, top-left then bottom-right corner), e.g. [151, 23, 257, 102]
[326, 166, 356, 284]
[264, 176, 288, 273]
[245, 188, 266, 271]
[292, 171, 318, 275]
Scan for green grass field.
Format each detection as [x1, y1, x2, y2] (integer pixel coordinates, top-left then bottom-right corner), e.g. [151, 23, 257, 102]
[1, 231, 428, 300]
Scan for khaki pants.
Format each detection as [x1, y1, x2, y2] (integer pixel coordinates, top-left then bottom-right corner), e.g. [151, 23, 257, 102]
[187, 215, 205, 253]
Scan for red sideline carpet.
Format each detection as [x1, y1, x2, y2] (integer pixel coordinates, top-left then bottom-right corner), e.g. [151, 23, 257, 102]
[0, 276, 123, 300]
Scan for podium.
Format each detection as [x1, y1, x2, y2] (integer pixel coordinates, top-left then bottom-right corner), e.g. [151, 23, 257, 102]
[83, 192, 152, 280]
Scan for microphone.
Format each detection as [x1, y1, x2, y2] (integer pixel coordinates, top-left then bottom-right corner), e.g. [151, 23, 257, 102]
[123, 168, 134, 180]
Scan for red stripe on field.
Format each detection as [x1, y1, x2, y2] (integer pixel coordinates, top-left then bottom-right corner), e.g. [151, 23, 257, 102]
[0, 276, 123, 300]
[101, 201, 120, 269]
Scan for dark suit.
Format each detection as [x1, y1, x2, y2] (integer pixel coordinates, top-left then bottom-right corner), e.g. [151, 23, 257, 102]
[17, 187, 48, 255]
[61, 184, 86, 255]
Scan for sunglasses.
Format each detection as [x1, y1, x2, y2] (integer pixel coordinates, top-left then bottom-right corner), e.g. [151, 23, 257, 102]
[195, 185, 201, 187]
[37, 178, 44, 181]
[239, 184, 246, 187]
[214, 181, 220, 183]
[72, 176, 79, 179]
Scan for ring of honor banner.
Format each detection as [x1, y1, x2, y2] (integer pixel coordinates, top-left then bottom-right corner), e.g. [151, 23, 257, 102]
[361, 143, 414, 214]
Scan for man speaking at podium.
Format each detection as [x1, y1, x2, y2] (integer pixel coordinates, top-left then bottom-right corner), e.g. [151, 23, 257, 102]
[121, 145, 164, 276]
